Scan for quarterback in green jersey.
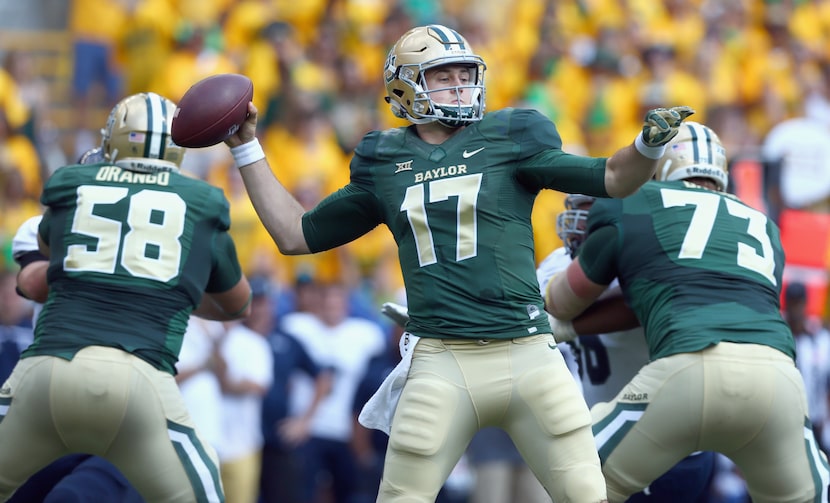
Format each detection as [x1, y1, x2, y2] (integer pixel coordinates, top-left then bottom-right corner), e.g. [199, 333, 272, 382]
[226, 24, 693, 503]
[0, 92, 252, 503]
[547, 121, 830, 502]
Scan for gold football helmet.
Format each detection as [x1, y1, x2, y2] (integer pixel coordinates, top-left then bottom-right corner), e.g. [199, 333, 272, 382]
[556, 194, 596, 257]
[656, 121, 728, 191]
[383, 24, 486, 128]
[101, 92, 185, 172]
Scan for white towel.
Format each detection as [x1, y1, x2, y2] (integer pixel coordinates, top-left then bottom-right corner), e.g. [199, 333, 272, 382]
[358, 332, 420, 435]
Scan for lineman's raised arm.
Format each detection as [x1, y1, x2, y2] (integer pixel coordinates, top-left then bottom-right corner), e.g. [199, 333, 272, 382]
[225, 102, 310, 255]
[604, 106, 695, 198]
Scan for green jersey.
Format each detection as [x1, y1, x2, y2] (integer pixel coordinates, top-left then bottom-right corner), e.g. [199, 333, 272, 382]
[27, 162, 244, 374]
[580, 180, 795, 360]
[302, 108, 610, 339]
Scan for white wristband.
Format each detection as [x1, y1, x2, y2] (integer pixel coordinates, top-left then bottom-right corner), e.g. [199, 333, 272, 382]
[634, 132, 667, 160]
[230, 138, 265, 168]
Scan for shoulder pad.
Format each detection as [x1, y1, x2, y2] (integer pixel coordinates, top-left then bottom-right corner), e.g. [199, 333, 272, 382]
[355, 127, 408, 161]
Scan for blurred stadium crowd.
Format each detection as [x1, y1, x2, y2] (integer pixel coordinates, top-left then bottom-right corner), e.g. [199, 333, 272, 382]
[2, 0, 830, 502]
[1, 0, 830, 293]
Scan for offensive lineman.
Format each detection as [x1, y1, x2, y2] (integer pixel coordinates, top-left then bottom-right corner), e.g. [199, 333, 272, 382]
[0, 92, 252, 502]
[226, 23, 693, 502]
[7, 147, 144, 503]
[539, 193, 715, 501]
[547, 121, 830, 502]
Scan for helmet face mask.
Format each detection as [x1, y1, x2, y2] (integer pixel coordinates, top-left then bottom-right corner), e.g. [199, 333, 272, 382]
[101, 92, 185, 172]
[656, 121, 728, 191]
[384, 24, 487, 128]
[78, 146, 104, 164]
[556, 194, 596, 258]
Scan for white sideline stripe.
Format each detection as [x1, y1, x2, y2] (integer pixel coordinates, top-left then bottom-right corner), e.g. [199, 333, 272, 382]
[168, 429, 221, 503]
[594, 409, 644, 450]
[0, 404, 8, 416]
[804, 425, 830, 502]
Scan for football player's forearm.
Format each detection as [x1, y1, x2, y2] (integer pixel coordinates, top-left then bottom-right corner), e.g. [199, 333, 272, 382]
[194, 279, 253, 321]
[605, 106, 696, 198]
[603, 146, 658, 198]
[238, 158, 310, 255]
[546, 260, 607, 321]
[16, 260, 49, 303]
[226, 101, 310, 255]
[571, 295, 640, 335]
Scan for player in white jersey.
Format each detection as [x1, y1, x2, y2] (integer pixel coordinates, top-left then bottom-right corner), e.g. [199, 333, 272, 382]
[540, 194, 715, 502]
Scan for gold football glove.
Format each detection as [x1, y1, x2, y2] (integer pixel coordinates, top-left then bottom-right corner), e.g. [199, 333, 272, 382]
[641, 106, 695, 147]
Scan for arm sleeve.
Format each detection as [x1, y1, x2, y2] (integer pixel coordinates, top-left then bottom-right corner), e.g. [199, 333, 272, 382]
[576, 225, 620, 285]
[504, 108, 608, 196]
[302, 184, 383, 253]
[205, 231, 243, 293]
[519, 151, 609, 197]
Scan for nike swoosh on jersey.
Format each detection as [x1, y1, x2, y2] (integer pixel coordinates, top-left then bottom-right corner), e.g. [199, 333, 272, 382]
[462, 147, 485, 158]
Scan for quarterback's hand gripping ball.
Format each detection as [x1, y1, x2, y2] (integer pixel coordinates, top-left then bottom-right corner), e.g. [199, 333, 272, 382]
[641, 106, 695, 147]
[171, 73, 254, 148]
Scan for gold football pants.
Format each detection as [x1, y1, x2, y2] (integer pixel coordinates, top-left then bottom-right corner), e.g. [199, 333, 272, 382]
[377, 333, 606, 503]
[0, 346, 224, 502]
[593, 342, 830, 503]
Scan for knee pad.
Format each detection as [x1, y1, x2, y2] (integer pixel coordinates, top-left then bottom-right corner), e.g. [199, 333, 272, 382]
[389, 379, 458, 457]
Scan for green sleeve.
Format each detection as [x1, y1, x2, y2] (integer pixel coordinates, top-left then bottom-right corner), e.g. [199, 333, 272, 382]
[519, 151, 609, 196]
[505, 108, 609, 196]
[38, 209, 52, 246]
[300, 132, 388, 252]
[586, 197, 623, 233]
[205, 231, 243, 293]
[576, 225, 619, 285]
[577, 197, 624, 284]
[302, 184, 382, 253]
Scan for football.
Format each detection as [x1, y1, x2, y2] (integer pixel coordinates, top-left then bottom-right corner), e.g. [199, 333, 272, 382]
[171, 73, 254, 148]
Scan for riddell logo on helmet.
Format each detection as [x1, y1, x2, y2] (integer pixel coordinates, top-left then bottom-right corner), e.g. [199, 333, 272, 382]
[687, 167, 720, 176]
